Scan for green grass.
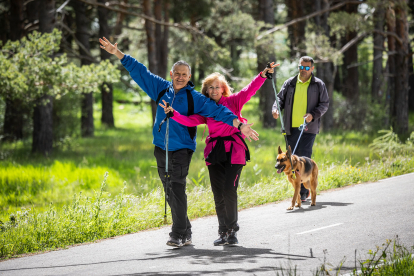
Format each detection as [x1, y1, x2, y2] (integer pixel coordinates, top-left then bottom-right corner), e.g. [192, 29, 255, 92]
[0, 101, 378, 218]
[0, 100, 413, 258]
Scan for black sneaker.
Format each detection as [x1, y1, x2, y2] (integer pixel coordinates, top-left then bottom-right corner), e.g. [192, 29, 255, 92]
[227, 229, 238, 245]
[300, 189, 310, 202]
[166, 236, 182, 247]
[183, 232, 192, 246]
[213, 232, 228, 246]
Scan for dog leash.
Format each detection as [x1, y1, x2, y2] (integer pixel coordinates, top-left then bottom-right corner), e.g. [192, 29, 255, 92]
[266, 63, 296, 179]
[292, 117, 309, 155]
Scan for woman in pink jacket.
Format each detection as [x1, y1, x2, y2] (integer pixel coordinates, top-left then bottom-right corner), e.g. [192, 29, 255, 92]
[160, 62, 278, 246]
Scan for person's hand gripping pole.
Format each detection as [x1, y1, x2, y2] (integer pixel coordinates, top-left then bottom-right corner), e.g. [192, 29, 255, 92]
[158, 101, 174, 132]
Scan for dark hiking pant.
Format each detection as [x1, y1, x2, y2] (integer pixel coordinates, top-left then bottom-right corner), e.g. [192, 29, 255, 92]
[208, 159, 243, 233]
[286, 127, 317, 196]
[154, 146, 193, 238]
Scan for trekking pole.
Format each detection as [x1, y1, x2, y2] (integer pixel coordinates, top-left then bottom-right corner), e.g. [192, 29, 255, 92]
[159, 103, 173, 224]
[266, 62, 296, 179]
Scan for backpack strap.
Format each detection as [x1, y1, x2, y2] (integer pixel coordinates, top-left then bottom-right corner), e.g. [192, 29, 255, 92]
[155, 87, 169, 106]
[186, 89, 197, 140]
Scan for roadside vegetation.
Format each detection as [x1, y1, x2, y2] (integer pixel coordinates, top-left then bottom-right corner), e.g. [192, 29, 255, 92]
[0, 101, 413, 258]
[276, 237, 414, 276]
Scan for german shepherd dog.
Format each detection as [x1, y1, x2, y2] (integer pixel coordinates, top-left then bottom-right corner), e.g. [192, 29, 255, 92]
[275, 146, 318, 210]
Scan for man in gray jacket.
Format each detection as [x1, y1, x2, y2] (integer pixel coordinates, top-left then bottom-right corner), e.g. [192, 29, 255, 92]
[272, 56, 329, 201]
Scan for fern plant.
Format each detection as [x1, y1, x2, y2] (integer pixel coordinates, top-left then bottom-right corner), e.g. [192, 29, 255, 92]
[369, 129, 414, 156]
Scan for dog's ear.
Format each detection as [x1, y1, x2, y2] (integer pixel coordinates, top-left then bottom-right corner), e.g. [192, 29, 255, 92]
[278, 146, 283, 154]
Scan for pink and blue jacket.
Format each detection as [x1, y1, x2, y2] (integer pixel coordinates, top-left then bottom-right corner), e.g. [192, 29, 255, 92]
[171, 74, 267, 165]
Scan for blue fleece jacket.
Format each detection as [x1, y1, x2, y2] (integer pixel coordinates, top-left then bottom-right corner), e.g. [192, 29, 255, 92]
[120, 55, 237, 152]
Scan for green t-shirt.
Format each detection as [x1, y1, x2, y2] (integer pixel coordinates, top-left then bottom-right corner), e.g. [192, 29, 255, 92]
[292, 75, 310, 127]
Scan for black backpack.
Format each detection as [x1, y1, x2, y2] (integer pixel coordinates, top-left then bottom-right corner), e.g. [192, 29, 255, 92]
[156, 88, 197, 140]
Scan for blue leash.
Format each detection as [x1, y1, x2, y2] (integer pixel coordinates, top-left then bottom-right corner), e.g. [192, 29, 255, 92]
[292, 117, 309, 156]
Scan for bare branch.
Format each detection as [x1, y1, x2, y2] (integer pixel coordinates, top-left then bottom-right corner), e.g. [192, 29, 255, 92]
[339, 31, 368, 54]
[121, 24, 144, 32]
[217, 65, 245, 82]
[75, 0, 205, 36]
[61, 41, 99, 64]
[257, 0, 365, 40]
[347, 53, 383, 69]
[57, 22, 99, 63]
[104, 1, 141, 9]
[314, 32, 368, 64]
[56, 0, 72, 13]
[373, 29, 403, 45]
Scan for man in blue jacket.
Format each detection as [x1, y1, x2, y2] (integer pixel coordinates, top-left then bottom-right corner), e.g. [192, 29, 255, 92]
[99, 37, 259, 247]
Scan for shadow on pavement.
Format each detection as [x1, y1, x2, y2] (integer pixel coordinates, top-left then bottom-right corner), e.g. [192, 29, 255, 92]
[286, 201, 353, 213]
[113, 266, 298, 276]
[0, 246, 312, 274]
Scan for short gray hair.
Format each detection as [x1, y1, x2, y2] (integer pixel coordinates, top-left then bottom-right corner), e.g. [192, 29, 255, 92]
[171, 60, 191, 74]
[299, 56, 314, 67]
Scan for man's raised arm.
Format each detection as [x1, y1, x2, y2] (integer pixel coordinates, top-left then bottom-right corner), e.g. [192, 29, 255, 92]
[99, 37, 170, 101]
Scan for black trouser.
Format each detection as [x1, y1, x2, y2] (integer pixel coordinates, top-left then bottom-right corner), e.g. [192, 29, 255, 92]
[208, 159, 243, 233]
[286, 128, 316, 195]
[154, 146, 193, 238]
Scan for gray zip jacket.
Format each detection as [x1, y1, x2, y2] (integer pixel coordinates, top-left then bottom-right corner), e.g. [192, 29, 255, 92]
[272, 73, 329, 135]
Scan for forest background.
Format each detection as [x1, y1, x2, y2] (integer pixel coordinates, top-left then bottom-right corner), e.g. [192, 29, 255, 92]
[0, 0, 414, 258]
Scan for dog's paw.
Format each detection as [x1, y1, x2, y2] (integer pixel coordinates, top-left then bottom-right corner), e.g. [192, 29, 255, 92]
[295, 204, 301, 208]
[287, 206, 294, 210]
[311, 203, 315, 206]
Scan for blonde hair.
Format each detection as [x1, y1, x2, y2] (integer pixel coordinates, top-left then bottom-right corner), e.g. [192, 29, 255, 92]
[201, 72, 233, 98]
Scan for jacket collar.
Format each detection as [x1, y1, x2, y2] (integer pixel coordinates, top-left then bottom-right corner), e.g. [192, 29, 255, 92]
[289, 73, 315, 86]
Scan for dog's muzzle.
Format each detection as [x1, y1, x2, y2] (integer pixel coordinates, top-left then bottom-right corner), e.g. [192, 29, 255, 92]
[275, 163, 286, 174]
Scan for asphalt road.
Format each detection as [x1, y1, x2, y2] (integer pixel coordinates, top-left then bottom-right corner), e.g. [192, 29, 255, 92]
[1, 173, 413, 276]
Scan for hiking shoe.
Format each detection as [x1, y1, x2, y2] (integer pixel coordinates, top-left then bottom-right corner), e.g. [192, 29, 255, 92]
[301, 190, 310, 202]
[213, 232, 228, 246]
[227, 229, 238, 245]
[183, 232, 192, 246]
[166, 236, 182, 247]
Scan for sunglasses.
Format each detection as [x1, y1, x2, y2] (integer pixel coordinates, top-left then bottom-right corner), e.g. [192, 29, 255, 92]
[299, 65, 311, 71]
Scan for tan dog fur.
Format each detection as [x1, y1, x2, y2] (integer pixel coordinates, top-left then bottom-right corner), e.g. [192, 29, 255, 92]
[275, 145, 318, 210]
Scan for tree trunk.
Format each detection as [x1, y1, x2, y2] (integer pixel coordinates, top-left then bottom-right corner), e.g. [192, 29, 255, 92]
[257, 0, 276, 128]
[342, 3, 359, 101]
[143, 0, 158, 122]
[32, 95, 54, 155]
[154, 0, 163, 75]
[409, 41, 414, 111]
[113, 0, 128, 37]
[285, 0, 306, 58]
[161, 0, 170, 79]
[26, 0, 40, 30]
[98, 0, 114, 128]
[393, 0, 409, 134]
[408, 0, 414, 111]
[3, 99, 25, 141]
[73, 0, 94, 137]
[0, 4, 8, 43]
[9, 0, 25, 40]
[371, 0, 386, 102]
[189, 15, 197, 84]
[316, 0, 335, 131]
[3, 0, 26, 142]
[32, 0, 55, 155]
[386, 6, 396, 128]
